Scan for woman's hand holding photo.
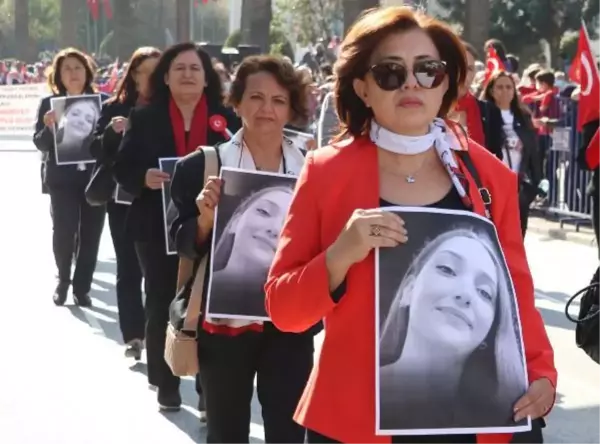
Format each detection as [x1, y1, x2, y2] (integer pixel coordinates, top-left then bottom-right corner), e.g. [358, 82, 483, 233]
[196, 176, 222, 239]
[513, 378, 555, 422]
[110, 116, 128, 134]
[145, 168, 170, 190]
[326, 209, 408, 288]
[43, 110, 56, 129]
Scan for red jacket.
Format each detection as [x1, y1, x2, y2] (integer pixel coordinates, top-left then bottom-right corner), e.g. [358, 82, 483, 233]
[266, 136, 557, 443]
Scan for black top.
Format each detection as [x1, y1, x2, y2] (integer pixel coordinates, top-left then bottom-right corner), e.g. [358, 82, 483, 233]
[113, 102, 240, 242]
[380, 186, 465, 210]
[33, 92, 110, 191]
[381, 186, 475, 444]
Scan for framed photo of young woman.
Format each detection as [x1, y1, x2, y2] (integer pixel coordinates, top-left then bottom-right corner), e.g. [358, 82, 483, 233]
[206, 167, 297, 322]
[375, 207, 530, 436]
[50, 94, 102, 165]
[158, 157, 179, 256]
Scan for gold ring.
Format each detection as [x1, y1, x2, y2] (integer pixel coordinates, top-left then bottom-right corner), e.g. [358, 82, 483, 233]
[370, 225, 381, 237]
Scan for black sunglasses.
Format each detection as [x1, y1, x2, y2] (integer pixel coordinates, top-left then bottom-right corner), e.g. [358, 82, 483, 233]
[368, 60, 447, 91]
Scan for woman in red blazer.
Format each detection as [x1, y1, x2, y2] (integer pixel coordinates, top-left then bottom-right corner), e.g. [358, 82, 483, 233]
[265, 6, 556, 444]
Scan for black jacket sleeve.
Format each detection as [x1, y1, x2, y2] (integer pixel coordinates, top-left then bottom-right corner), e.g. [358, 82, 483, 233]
[90, 101, 126, 163]
[169, 151, 213, 260]
[33, 96, 54, 153]
[577, 119, 600, 171]
[113, 107, 150, 197]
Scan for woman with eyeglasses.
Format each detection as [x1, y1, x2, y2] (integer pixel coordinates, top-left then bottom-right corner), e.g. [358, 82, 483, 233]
[266, 7, 556, 444]
[90, 47, 161, 360]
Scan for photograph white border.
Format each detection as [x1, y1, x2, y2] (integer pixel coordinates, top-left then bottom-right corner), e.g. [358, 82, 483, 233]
[374, 206, 531, 436]
[204, 166, 297, 322]
[50, 94, 101, 166]
[158, 157, 180, 256]
[114, 184, 133, 206]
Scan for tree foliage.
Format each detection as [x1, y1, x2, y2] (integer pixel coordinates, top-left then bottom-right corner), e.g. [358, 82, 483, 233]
[435, 0, 599, 65]
[274, 0, 343, 45]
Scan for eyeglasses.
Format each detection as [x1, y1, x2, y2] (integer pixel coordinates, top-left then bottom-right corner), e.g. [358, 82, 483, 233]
[368, 60, 447, 91]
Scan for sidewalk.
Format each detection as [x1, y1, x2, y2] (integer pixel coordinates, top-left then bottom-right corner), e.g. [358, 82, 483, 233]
[528, 212, 597, 248]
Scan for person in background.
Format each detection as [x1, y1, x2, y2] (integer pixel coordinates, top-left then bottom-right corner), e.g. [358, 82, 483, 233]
[505, 54, 520, 74]
[481, 71, 541, 237]
[484, 38, 508, 64]
[90, 46, 161, 360]
[169, 54, 313, 443]
[577, 118, 600, 255]
[517, 64, 542, 97]
[266, 6, 556, 443]
[33, 48, 108, 307]
[451, 41, 501, 154]
[525, 70, 559, 181]
[113, 42, 237, 413]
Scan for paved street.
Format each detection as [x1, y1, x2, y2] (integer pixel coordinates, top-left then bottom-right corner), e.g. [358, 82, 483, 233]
[0, 143, 598, 444]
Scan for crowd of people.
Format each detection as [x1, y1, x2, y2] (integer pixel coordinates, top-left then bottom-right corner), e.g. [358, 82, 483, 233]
[28, 4, 600, 444]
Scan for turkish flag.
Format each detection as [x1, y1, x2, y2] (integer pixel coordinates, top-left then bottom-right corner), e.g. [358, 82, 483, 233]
[569, 24, 600, 130]
[102, 0, 113, 19]
[484, 46, 505, 84]
[585, 128, 599, 170]
[87, 0, 100, 21]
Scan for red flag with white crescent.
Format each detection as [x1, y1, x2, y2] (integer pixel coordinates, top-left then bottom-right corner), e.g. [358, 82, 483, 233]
[585, 128, 599, 170]
[484, 46, 505, 84]
[569, 24, 600, 130]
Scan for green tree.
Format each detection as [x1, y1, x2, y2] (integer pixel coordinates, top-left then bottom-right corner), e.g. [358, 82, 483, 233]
[435, 0, 599, 66]
[274, 0, 343, 45]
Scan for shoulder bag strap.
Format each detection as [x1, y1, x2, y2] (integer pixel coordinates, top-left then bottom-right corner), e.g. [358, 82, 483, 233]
[456, 150, 493, 221]
[181, 146, 219, 332]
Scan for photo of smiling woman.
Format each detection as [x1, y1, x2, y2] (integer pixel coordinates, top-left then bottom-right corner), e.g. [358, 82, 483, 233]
[207, 167, 296, 320]
[377, 208, 528, 435]
[51, 94, 101, 165]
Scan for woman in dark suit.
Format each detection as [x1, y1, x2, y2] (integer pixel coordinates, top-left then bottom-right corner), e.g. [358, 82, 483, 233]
[90, 47, 161, 360]
[33, 47, 108, 307]
[481, 70, 542, 237]
[113, 42, 239, 412]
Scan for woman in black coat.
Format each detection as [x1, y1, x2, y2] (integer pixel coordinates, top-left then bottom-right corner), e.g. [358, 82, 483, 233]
[33, 47, 108, 307]
[113, 42, 240, 412]
[90, 47, 162, 360]
[481, 70, 542, 237]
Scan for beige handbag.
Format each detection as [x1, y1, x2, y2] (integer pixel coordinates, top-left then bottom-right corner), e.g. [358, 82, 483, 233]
[164, 146, 218, 377]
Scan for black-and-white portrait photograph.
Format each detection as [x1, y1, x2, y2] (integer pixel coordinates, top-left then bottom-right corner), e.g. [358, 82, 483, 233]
[114, 184, 134, 206]
[376, 207, 529, 436]
[159, 157, 179, 255]
[50, 94, 101, 165]
[206, 167, 297, 321]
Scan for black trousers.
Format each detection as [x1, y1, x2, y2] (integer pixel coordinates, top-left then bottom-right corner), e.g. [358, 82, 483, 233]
[198, 327, 314, 443]
[135, 240, 179, 391]
[49, 187, 106, 295]
[519, 193, 532, 238]
[107, 202, 144, 343]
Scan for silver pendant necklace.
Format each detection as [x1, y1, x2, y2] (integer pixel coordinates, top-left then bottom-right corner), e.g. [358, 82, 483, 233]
[406, 175, 416, 183]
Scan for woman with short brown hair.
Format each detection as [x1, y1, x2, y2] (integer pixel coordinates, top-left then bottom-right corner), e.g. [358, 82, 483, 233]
[34, 47, 107, 307]
[266, 7, 556, 444]
[169, 54, 315, 442]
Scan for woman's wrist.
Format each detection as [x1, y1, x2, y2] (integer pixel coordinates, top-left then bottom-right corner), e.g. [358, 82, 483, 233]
[196, 216, 212, 244]
[325, 241, 353, 291]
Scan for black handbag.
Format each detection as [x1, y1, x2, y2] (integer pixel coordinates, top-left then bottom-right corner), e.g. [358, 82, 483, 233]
[85, 161, 116, 206]
[565, 267, 599, 364]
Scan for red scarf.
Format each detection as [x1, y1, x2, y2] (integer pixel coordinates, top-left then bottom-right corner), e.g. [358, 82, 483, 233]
[454, 93, 486, 147]
[169, 95, 208, 157]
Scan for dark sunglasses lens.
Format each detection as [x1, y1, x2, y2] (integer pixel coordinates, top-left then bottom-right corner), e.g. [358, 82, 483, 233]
[372, 63, 407, 91]
[414, 61, 446, 89]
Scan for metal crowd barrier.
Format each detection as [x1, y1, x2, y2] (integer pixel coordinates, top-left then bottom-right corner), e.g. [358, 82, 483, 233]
[537, 96, 593, 231]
